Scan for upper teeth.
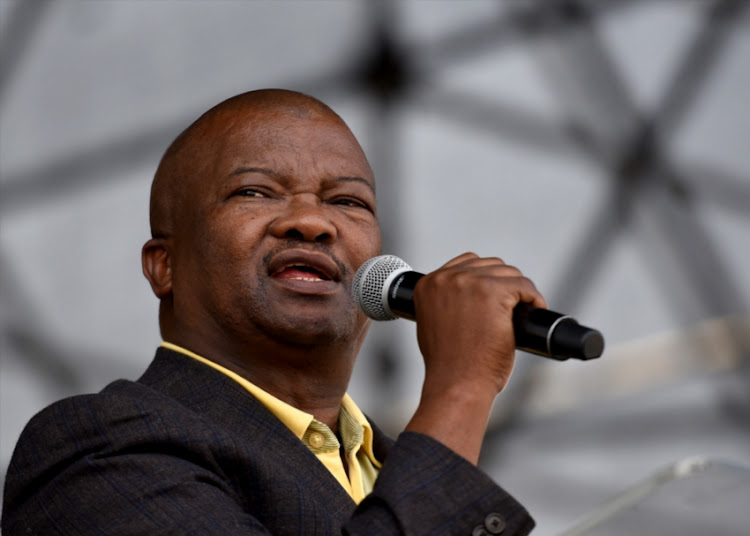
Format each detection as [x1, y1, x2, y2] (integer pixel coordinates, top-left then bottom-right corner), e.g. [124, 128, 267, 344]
[292, 276, 322, 281]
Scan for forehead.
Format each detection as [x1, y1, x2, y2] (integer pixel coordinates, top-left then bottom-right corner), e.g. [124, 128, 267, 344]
[204, 107, 374, 185]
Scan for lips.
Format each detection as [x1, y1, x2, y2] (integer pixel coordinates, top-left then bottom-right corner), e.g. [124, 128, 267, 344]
[268, 250, 341, 283]
[274, 266, 329, 282]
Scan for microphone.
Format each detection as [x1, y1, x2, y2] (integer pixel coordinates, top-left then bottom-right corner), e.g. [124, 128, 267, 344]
[353, 255, 604, 361]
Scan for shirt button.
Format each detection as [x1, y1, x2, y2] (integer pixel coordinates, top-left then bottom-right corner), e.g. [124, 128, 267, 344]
[484, 513, 506, 534]
[309, 432, 325, 448]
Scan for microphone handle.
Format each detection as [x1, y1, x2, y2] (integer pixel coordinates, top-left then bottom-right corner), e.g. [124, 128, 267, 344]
[512, 303, 603, 361]
[386, 271, 603, 361]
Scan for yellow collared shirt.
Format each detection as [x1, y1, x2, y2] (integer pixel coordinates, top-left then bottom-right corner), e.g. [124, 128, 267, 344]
[160, 342, 380, 504]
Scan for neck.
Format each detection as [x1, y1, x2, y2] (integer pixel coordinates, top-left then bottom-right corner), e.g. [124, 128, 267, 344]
[166, 328, 361, 431]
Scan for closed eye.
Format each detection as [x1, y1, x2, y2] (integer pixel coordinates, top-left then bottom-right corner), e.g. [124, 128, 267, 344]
[334, 198, 364, 207]
[330, 197, 374, 212]
[233, 188, 268, 198]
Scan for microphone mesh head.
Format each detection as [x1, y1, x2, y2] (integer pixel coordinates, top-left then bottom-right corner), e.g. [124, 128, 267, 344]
[353, 255, 412, 321]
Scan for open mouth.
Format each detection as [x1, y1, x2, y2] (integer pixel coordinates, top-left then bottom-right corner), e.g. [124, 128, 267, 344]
[273, 265, 331, 282]
[267, 250, 342, 288]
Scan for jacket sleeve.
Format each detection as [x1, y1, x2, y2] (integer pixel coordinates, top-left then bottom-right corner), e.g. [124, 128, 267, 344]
[345, 432, 535, 536]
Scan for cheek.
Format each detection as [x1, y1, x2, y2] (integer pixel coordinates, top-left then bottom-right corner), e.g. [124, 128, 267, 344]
[194, 215, 267, 277]
[204, 209, 266, 248]
[355, 221, 382, 259]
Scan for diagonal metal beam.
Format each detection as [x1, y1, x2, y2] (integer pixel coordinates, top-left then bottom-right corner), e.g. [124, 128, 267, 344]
[0, 121, 180, 213]
[413, 0, 656, 72]
[655, 0, 749, 140]
[547, 184, 630, 313]
[530, 2, 642, 167]
[636, 166, 748, 318]
[675, 161, 750, 217]
[528, 0, 748, 322]
[0, 0, 55, 107]
[524, 0, 642, 320]
[410, 87, 586, 158]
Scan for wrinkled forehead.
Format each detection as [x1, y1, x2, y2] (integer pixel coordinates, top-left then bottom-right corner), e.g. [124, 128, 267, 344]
[201, 104, 373, 180]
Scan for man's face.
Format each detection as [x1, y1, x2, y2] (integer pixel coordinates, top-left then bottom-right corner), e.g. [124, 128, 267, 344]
[170, 108, 382, 349]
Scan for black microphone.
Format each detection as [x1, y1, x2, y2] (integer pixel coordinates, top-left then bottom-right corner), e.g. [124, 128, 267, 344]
[353, 255, 604, 361]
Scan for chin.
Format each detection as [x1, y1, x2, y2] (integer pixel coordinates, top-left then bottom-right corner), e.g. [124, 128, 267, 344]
[241, 290, 362, 347]
[264, 312, 358, 347]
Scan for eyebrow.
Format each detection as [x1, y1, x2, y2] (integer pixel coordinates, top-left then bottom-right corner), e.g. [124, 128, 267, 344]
[229, 166, 279, 179]
[229, 167, 375, 194]
[337, 176, 376, 195]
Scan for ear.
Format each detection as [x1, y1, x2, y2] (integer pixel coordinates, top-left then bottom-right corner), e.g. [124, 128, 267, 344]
[142, 238, 172, 299]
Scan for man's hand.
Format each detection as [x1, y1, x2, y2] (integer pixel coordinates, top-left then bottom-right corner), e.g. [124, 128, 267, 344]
[405, 252, 546, 464]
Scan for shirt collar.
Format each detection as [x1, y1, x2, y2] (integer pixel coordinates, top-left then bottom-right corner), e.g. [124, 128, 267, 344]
[159, 341, 380, 466]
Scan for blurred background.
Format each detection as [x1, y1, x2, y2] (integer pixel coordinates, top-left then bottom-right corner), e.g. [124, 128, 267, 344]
[1, 0, 749, 533]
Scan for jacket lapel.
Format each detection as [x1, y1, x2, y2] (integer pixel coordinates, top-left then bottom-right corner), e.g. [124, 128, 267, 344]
[138, 348, 360, 517]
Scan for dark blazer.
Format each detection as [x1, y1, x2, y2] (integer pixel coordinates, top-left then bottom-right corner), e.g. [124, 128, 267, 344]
[3, 348, 535, 535]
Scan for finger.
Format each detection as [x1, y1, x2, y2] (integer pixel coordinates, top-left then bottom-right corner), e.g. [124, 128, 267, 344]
[513, 277, 547, 311]
[450, 256, 508, 269]
[437, 255, 513, 276]
[440, 259, 523, 281]
[500, 276, 546, 310]
[458, 259, 520, 275]
[468, 263, 547, 310]
[472, 270, 548, 312]
[432, 255, 548, 309]
[438, 252, 480, 269]
[457, 274, 544, 312]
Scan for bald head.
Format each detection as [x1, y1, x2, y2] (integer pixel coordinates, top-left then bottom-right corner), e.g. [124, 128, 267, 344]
[149, 89, 351, 239]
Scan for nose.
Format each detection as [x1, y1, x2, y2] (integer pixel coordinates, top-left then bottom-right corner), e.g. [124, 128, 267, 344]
[268, 194, 337, 243]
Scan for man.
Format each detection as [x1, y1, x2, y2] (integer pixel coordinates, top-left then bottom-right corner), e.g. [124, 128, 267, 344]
[3, 89, 545, 534]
